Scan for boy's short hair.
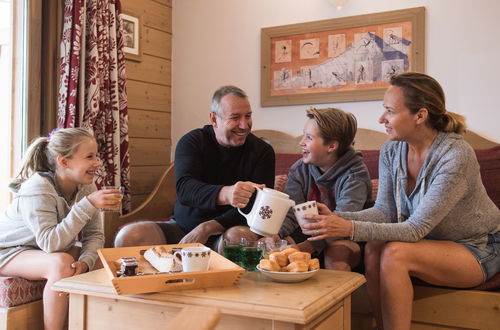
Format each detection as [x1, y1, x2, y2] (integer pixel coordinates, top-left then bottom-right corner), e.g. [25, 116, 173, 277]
[306, 107, 357, 156]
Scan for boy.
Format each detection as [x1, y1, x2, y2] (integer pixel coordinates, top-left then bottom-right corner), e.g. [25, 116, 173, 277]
[279, 108, 373, 271]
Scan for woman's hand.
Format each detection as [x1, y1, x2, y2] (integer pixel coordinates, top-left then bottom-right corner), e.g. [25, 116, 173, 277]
[300, 212, 352, 241]
[316, 202, 333, 216]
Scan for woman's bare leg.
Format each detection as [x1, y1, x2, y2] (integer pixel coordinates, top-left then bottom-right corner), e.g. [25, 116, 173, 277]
[364, 241, 386, 329]
[379, 240, 483, 330]
[0, 250, 76, 330]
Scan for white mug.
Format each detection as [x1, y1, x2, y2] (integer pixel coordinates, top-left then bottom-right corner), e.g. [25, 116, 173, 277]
[293, 201, 319, 229]
[238, 187, 295, 236]
[173, 246, 211, 272]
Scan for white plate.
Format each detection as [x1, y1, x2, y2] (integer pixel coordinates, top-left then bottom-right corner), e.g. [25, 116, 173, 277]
[256, 265, 319, 283]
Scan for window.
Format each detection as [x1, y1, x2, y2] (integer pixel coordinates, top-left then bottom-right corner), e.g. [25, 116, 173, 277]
[0, 0, 14, 209]
[1, 1, 61, 209]
[0, 0, 28, 210]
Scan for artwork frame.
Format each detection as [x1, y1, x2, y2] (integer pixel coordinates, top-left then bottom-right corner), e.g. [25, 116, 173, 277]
[261, 7, 425, 107]
[120, 12, 143, 62]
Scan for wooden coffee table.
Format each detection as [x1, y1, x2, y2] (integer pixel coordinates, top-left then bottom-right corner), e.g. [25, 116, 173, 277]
[53, 269, 365, 330]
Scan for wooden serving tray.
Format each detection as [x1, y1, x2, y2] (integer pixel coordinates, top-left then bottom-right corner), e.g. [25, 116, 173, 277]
[98, 243, 244, 295]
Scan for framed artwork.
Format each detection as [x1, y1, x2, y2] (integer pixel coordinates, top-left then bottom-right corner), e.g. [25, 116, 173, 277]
[261, 7, 425, 106]
[120, 12, 143, 62]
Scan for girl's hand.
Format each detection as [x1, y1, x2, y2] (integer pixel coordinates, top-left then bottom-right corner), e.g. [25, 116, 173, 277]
[87, 189, 122, 210]
[300, 213, 352, 241]
[71, 261, 89, 276]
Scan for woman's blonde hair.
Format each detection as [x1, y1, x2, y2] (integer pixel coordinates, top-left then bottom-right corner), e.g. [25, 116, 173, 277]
[306, 107, 357, 156]
[389, 72, 467, 134]
[10, 128, 95, 187]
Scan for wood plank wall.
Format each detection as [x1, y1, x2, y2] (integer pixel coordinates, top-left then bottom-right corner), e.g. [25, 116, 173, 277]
[121, 0, 172, 209]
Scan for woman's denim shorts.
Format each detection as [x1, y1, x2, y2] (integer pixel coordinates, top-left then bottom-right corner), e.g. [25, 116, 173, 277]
[462, 232, 500, 281]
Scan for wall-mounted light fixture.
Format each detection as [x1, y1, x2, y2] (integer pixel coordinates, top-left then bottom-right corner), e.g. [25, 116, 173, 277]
[328, 0, 349, 10]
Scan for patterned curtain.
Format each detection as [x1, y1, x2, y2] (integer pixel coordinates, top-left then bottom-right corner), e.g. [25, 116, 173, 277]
[58, 0, 131, 213]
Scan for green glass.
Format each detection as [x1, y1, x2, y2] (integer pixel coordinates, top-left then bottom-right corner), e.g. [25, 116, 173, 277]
[239, 246, 262, 271]
[223, 245, 242, 264]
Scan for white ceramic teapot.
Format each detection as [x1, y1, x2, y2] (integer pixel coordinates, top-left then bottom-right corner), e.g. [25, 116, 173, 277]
[238, 187, 295, 236]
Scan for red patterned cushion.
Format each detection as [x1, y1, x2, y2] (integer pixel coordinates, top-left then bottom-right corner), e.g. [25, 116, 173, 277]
[0, 276, 45, 307]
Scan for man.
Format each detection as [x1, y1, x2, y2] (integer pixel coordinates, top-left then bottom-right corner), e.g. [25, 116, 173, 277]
[115, 86, 275, 249]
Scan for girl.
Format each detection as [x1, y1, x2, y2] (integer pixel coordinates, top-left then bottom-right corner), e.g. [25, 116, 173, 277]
[301, 72, 500, 329]
[0, 128, 120, 330]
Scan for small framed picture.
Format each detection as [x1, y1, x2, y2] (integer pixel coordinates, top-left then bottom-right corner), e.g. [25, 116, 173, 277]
[120, 12, 143, 62]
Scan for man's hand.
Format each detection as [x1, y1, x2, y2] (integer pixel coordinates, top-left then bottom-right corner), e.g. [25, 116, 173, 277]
[179, 220, 224, 244]
[217, 181, 264, 208]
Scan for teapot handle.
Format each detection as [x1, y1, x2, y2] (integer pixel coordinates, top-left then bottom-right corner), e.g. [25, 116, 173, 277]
[237, 185, 263, 216]
[237, 207, 249, 217]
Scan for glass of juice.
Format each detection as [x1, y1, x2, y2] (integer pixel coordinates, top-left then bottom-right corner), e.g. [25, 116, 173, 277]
[101, 186, 124, 212]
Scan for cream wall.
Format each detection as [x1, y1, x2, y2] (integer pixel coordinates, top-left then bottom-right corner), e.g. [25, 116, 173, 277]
[171, 0, 500, 151]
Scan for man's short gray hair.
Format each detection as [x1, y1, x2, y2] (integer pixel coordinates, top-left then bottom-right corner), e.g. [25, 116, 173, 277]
[211, 85, 248, 116]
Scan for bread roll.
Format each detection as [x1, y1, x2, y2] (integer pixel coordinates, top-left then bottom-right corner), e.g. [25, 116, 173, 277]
[259, 258, 280, 272]
[281, 247, 299, 257]
[269, 252, 288, 267]
[288, 251, 311, 264]
[144, 246, 182, 272]
[285, 261, 309, 272]
[308, 258, 320, 271]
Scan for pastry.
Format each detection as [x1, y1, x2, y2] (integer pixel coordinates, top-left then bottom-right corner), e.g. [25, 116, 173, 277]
[285, 261, 309, 272]
[259, 250, 317, 273]
[281, 247, 299, 257]
[259, 258, 280, 272]
[144, 246, 182, 272]
[269, 252, 288, 267]
[288, 251, 311, 264]
[308, 258, 320, 271]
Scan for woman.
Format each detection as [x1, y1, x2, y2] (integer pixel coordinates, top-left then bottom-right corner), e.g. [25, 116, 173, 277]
[301, 72, 500, 330]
